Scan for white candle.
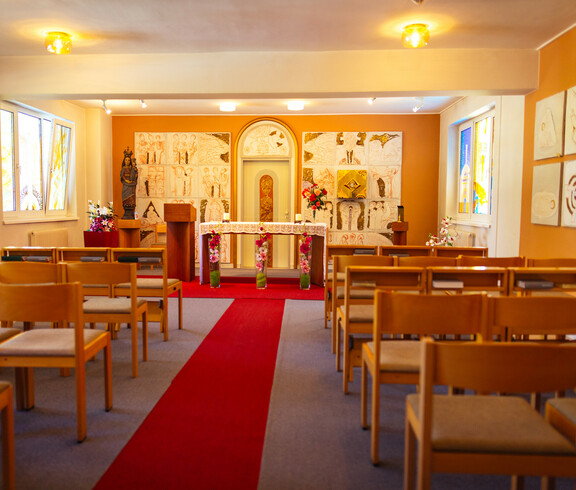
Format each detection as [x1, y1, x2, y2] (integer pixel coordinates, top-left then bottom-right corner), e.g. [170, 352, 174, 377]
[295, 214, 301, 222]
[223, 213, 230, 221]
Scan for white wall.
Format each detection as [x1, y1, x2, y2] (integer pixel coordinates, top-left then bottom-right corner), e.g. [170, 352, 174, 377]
[0, 100, 113, 247]
[438, 95, 524, 256]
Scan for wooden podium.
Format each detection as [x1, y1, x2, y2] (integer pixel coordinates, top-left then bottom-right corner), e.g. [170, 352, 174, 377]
[164, 203, 196, 281]
[390, 221, 409, 245]
[118, 219, 141, 247]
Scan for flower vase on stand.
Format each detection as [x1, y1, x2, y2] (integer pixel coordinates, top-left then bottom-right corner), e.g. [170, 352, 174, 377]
[208, 231, 222, 288]
[299, 232, 313, 290]
[255, 242, 268, 289]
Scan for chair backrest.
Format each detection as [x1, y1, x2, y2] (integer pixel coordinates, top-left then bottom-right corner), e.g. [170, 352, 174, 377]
[434, 246, 488, 258]
[397, 256, 458, 267]
[57, 247, 111, 263]
[378, 245, 433, 257]
[1, 246, 56, 262]
[460, 255, 526, 267]
[527, 257, 576, 267]
[155, 223, 167, 243]
[333, 254, 396, 279]
[64, 262, 138, 301]
[420, 337, 576, 395]
[427, 266, 508, 294]
[0, 262, 62, 283]
[488, 295, 576, 340]
[374, 289, 487, 338]
[111, 247, 168, 284]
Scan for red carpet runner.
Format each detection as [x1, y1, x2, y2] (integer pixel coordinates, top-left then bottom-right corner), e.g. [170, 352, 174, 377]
[95, 299, 285, 489]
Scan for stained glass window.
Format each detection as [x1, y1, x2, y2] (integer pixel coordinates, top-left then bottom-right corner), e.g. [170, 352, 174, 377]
[17, 112, 44, 211]
[458, 127, 472, 213]
[47, 121, 72, 211]
[473, 117, 493, 215]
[1, 110, 15, 212]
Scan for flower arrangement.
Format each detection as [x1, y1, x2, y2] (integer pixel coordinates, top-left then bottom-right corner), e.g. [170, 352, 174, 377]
[299, 231, 313, 289]
[87, 200, 116, 232]
[301, 183, 328, 217]
[255, 223, 271, 288]
[208, 227, 222, 287]
[426, 216, 457, 247]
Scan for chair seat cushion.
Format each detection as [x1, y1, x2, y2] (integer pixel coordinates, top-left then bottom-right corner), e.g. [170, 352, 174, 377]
[336, 286, 375, 300]
[0, 329, 106, 357]
[548, 398, 576, 423]
[83, 297, 147, 314]
[116, 278, 181, 289]
[347, 305, 374, 323]
[407, 394, 576, 455]
[0, 328, 22, 342]
[365, 340, 420, 372]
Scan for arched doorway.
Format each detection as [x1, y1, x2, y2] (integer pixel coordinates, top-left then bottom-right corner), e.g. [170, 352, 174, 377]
[236, 119, 298, 269]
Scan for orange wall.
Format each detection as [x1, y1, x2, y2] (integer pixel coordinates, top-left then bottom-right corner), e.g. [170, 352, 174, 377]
[112, 114, 440, 244]
[520, 26, 576, 257]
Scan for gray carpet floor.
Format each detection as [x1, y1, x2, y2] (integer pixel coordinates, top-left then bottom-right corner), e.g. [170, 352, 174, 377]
[2, 296, 574, 489]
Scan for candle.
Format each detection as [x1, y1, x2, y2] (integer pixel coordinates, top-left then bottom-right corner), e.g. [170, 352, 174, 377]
[295, 214, 301, 222]
[223, 213, 230, 222]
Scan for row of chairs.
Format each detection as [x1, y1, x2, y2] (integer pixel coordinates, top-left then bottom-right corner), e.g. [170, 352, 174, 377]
[1, 246, 183, 340]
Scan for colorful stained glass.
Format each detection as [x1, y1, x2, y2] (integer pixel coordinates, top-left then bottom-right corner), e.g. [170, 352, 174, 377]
[473, 117, 493, 215]
[458, 127, 472, 213]
[17, 112, 43, 211]
[1, 110, 15, 212]
[48, 123, 71, 210]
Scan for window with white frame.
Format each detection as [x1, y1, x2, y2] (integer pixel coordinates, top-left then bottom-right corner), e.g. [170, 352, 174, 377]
[457, 110, 494, 223]
[1, 102, 74, 220]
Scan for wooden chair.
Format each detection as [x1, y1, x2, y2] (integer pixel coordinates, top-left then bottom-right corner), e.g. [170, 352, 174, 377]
[64, 262, 148, 378]
[427, 266, 508, 296]
[152, 223, 167, 248]
[330, 254, 396, 353]
[433, 246, 488, 258]
[508, 267, 576, 296]
[112, 248, 182, 341]
[405, 339, 576, 490]
[1, 246, 56, 263]
[527, 257, 576, 267]
[57, 247, 111, 263]
[324, 245, 377, 329]
[0, 282, 112, 442]
[361, 291, 487, 464]
[0, 382, 14, 490]
[546, 398, 576, 443]
[459, 255, 526, 267]
[396, 256, 458, 267]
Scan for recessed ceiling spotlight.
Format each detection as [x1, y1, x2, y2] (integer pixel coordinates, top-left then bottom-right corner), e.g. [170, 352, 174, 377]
[219, 102, 236, 112]
[102, 100, 111, 115]
[412, 97, 424, 112]
[45, 31, 72, 54]
[139, 99, 147, 109]
[287, 101, 305, 111]
[368, 97, 377, 105]
[402, 23, 430, 48]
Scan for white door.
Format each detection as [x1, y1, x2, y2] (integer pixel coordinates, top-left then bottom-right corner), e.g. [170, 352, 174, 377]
[241, 159, 291, 268]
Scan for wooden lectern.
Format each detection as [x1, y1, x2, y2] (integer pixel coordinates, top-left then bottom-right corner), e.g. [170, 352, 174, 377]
[118, 219, 141, 248]
[164, 203, 196, 281]
[390, 221, 409, 245]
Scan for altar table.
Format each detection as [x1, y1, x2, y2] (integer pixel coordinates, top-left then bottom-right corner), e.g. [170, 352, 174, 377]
[199, 222, 327, 286]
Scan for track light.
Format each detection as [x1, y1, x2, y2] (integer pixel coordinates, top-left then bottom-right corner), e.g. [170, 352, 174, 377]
[219, 102, 236, 112]
[368, 97, 376, 105]
[102, 100, 111, 115]
[287, 100, 305, 111]
[139, 99, 147, 109]
[412, 97, 424, 113]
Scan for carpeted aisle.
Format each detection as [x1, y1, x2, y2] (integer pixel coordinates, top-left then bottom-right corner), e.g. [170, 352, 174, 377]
[95, 298, 285, 490]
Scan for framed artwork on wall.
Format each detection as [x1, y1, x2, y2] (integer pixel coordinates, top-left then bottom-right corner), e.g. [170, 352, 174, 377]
[564, 86, 576, 156]
[561, 160, 576, 227]
[531, 162, 561, 226]
[534, 92, 565, 160]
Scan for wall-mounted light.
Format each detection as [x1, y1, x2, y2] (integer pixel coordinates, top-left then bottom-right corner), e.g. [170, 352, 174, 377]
[287, 101, 305, 111]
[412, 97, 424, 112]
[139, 99, 147, 109]
[45, 31, 72, 54]
[102, 100, 111, 115]
[219, 102, 236, 112]
[368, 97, 377, 105]
[402, 23, 429, 48]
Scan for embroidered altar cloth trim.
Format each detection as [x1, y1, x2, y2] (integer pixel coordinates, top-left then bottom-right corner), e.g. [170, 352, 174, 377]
[200, 222, 327, 237]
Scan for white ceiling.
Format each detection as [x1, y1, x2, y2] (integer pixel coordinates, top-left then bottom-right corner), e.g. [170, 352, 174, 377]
[2, 0, 576, 115]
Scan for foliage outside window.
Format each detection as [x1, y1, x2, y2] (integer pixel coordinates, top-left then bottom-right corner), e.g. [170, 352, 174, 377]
[457, 111, 494, 223]
[1, 102, 74, 220]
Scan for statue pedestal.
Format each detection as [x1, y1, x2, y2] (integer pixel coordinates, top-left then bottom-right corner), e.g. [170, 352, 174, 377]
[390, 221, 409, 245]
[164, 203, 197, 281]
[118, 219, 141, 248]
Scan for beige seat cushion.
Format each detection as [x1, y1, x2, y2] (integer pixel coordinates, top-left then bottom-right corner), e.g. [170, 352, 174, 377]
[116, 278, 181, 289]
[0, 328, 22, 342]
[347, 305, 374, 323]
[336, 286, 375, 300]
[548, 398, 576, 423]
[364, 340, 421, 372]
[83, 297, 147, 314]
[407, 394, 576, 455]
[0, 329, 106, 357]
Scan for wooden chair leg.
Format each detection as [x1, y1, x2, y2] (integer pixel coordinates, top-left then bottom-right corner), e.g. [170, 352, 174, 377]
[75, 361, 87, 442]
[404, 416, 416, 490]
[104, 337, 113, 412]
[142, 312, 148, 362]
[361, 359, 369, 429]
[130, 320, 138, 378]
[371, 374, 380, 465]
[15, 367, 34, 410]
[0, 385, 15, 490]
[178, 291, 183, 330]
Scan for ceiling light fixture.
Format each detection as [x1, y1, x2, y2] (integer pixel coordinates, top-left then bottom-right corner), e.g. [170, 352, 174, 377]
[402, 23, 430, 48]
[287, 101, 305, 111]
[45, 31, 72, 54]
[219, 102, 236, 112]
[368, 97, 377, 105]
[102, 100, 111, 115]
[412, 97, 424, 112]
[139, 99, 148, 109]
